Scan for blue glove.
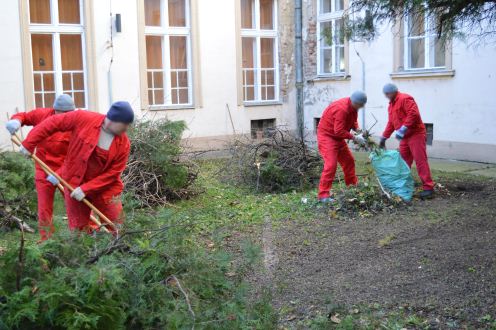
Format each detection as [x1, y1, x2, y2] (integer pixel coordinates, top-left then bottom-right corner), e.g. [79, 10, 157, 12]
[19, 145, 31, 158]
[5, 119, 21, 135]
[46, 174, 59, 186]
[395, 125, 408, 140]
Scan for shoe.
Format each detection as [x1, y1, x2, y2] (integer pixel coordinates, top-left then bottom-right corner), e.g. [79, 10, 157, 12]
[419, 190, 434, 200]
[318, 197, 335, 203]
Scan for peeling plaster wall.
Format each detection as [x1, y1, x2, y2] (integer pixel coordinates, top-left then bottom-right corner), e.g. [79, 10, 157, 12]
[301, 0, 496, 163]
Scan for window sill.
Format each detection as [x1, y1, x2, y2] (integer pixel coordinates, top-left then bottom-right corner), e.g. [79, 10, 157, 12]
[243, 101, 283, 107]
[148, 105, 196, 111]
[307, 74, 351, 83]
[390, 69, 455, 79]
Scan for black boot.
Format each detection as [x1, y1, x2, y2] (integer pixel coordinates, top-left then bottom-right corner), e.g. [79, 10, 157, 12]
[419, 190, 434, 200]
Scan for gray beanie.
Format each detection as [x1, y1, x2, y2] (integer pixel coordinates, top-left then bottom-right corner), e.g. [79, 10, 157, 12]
[383, 83, 398, 94]
[53, 94, 76, 111]
[350, 90, 367, 105]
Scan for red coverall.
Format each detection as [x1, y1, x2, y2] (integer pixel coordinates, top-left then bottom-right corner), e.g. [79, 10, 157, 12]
[382, 92, 434, 191]
[11, 109, 71, 241]
[317, 97, 359, 199]
[22, 110, 130, 231]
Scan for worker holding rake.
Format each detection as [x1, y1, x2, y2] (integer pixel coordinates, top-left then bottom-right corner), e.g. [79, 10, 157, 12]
[5, 94, 75, 241]
[18, 101, 134, 233]
[317, 91, 368, 202]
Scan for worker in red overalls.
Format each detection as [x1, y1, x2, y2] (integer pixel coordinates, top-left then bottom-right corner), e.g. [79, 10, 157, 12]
[5, 94, 75, 241]
[317, 91, 368, 202]
[380, 83, 434, 199]
[19, 101, 133, 232]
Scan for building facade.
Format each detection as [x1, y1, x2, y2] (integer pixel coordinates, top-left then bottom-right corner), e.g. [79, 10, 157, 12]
[0, 0, 495, 163]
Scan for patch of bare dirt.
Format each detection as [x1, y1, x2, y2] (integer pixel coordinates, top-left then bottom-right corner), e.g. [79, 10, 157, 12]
[255, 176, 496, 328]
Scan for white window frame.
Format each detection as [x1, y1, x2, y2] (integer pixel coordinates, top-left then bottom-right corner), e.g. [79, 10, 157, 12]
[241, 0, 279, 104]
[317, 0, 346, 76]
[404, 11, 446, 70]
[28, 0, 88, 108]
[144, 0, 193, 108]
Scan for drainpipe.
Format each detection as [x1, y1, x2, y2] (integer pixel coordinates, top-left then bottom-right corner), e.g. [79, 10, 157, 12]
[295, 0, 304, 139]
[355, 46, 366, 129]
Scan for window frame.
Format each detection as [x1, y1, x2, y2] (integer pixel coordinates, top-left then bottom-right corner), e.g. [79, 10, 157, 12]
[27, 0, 88, 109]
[403, 11, 446, 71]
[144, 0, 194, 109]
[240, 0, 280, 105]
[316, 0, 347, 77]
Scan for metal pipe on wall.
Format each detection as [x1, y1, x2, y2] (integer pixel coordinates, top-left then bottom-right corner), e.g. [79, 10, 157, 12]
[295, 0, 304, 139]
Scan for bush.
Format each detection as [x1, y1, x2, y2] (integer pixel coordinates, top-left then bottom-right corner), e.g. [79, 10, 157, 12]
[224, 129, 323, 193]
[0, 213, 277, 329]
[123, 119, 199, 207]
[0, 152, 37, 228]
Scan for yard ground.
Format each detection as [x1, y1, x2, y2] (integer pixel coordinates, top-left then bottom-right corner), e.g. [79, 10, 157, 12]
[1, 153, 495, 329]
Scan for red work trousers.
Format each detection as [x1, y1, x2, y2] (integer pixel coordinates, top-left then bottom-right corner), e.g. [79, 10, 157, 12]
[317, 134, 358, 199]
[35, 178, 59, 241]
[64, 190, 123, 233]
[399, 133, 435, 191]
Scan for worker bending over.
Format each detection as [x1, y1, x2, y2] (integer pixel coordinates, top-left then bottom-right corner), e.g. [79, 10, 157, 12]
[317, 91, 368, 202]
[20, 102, 134, 232]
[5, 94, 75, 241]
[380, 83, 434, 199]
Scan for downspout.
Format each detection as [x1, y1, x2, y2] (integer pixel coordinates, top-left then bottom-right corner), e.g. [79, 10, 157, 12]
[107, 1, 114, 106]
[295, 0, 304, 139]
[355, 47, 366, 129]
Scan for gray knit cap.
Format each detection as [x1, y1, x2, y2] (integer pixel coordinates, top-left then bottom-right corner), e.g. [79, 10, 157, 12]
[53, 94, 76, 111]
[383, 83, 398, 94]
[350, 90, 367, 105]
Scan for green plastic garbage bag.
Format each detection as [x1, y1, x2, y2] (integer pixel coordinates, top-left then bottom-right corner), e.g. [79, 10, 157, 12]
[370, 150, 414, 201]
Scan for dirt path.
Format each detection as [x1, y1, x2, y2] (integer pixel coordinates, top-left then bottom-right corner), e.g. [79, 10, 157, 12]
[257, 177, 496, 328]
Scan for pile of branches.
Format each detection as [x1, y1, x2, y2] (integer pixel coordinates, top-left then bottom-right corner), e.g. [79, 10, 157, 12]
[224, 128, 322, 193]
[123, 119, 199, 208]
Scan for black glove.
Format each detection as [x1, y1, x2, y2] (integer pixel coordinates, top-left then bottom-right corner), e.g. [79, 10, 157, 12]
[379, 137, 387, 149]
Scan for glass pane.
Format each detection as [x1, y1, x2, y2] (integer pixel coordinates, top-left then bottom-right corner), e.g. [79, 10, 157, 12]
[260, 38, 274, 68]
[35, 94, 44, 108]
[34, 74, 42, 91]
[241, 0, 254, 29]
[335, 19, 345, 45]
[322, 49, 332, 73]
[337, 46, 345, 72]
[244, 87, 255, 101]
[178, 89, 188, 104]
[153, 71, 164, 88]
[320, 21, 332, 47]
[335, 0, 344, 11]
[408, 13, 424, 37]
[408, 39, 425, 68]
[73, 72, 84, 90]
[321, 0, 331, 13]
[154, 90, 164, 104]
[260, 0, 273, 30]
[178, 71, 188, 87]
[30, 0, 51, 24]
[168, 0, 186, 27]
[263, 86, 275, 100]
[145, 0, 161, 26]
[265, 70, 274, 85]
[146, 36, 163, 69]
[58, 0, 80, 24]
[170, 36, 187, 69]
[43, 73, 55, 91]
[73, 92, 85, 108]
[45, 93, 56, 108]
[31, 34, 54, 71]
[242, 37, 255, 68]
[62, 72, 71, 90]
[432, 37, 445, 67]
[60, 34, 83, 70]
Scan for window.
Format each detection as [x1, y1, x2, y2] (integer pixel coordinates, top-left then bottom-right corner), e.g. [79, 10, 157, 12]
[404, 12, 445, 70]
[241, 0, 279, 103]
[425, 123, 433, 145]
[144, 0, 193, 107]
[28, 0, 87, 108]
[251, 119, 276, 139]
[317, 0, 346, 75]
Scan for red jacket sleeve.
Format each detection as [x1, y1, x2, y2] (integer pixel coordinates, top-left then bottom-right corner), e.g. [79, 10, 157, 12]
[382, 118, 395, 139]
[21, 111, 80, 153]
[80, 142, 130, 195]
[402, 97, 422, 129]
[11, 108, 49, 126]
[333, 110, 354, 140]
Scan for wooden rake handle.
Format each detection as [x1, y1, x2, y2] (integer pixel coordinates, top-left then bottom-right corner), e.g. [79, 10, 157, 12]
[11, 134, 117, 233]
